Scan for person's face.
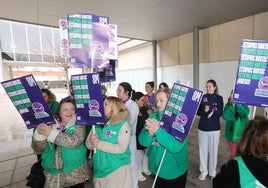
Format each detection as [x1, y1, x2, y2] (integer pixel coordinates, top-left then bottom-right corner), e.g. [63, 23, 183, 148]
[136, 96, 146, 108]
[59, 102, 75, 123]
[159, 84, 166, 89]
[104, 99, 112, 117]
[206, 82, 216, 94]
[155, 91, 168, 111]
[117, 85, 128, 100]
[145, 84, 153, 94]
[42, 92, 48, 103]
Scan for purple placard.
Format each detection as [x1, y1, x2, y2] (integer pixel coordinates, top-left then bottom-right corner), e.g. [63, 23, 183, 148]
[59, 19, 70, 58]
[233, 39, 268, 107]
[1, 75, 55, 129]
[160, 83, 203, 142]
[71, 73, 105, 125]
[68, 14, 110, 69]
[99, 59, 116, 83]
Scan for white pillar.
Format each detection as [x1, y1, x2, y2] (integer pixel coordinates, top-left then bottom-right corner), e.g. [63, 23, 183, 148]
[0, 51, 5, 94]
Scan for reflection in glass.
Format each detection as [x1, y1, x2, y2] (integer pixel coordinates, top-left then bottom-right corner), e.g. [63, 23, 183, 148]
[41, 26, 53, 56]
[27, 25, 41, 57]
[0, 21, 13, 53]
[12, 22, 27, 54]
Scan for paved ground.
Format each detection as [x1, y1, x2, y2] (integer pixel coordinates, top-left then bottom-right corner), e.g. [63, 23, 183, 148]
[0, 90, 229, 188]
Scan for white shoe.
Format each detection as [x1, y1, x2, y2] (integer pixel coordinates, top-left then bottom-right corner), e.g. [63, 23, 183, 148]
[209, 175, 215, 180]
[138, 175, 146, 182]
[143, 170, 151, 176]
[199, 174, 206, 181]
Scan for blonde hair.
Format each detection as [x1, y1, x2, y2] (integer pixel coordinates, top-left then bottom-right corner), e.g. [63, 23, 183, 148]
[155, 87, 170, 98]
[105, 96, 130, 125]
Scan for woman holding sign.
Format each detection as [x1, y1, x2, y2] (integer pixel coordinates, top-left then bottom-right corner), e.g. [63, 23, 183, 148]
[31, 98, 89, 188]
[197, 79, 223, 181]
[222, 90, 249, 159]
[86, 96, 133, 188]
[138, 88, 189, 188]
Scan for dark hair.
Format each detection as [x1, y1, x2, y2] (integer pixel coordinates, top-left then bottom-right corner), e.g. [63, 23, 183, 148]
[158, 82, 169, 89]
[41, 88, 56, 103]
[54, 98, 76, 120]
[238, 116, 268, 160]
[101, 85, 107, 93]
[119, 82, 136, 97]
[146, 81, 154, 88]
[131, 91, 144, 101]
[206, 79, 219, 95]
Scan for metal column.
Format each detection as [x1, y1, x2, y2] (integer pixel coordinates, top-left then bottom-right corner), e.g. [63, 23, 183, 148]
[193, 27, 199, 89]
[152, 40, 157, 91]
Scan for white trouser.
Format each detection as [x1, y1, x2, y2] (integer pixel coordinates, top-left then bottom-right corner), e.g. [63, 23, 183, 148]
[198, 129, 220, 177]
[129, 135, 139, 188]
[136, 150, 144, 178]
[136, 149, 150, 178]
[142, 149, 150, 173]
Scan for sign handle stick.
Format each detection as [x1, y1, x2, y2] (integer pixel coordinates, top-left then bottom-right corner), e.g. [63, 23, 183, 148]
[92, 125, 97, 153]
[252, 106, 256, 119]
[152, 149, 166, 188]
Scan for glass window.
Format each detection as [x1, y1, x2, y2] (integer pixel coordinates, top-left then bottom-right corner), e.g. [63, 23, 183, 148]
[0, 20, 13, 53]
[12, 22, 28, 54]
[52, 28, 61, 57]
[27, 25, 41, 56]
[15, 53, 29, 61]
[40, 26, 53, 55]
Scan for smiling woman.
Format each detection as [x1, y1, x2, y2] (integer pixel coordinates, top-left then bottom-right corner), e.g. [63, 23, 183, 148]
[31, 98, 89, 188]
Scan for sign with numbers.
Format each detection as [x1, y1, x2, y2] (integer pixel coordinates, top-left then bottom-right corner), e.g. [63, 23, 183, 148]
[233, 39, 268, 107]
[1, 75, 55, 129]
[68, 14, 110, 69]
[160, 83, 203, 142]
[71, 73, 105, 125]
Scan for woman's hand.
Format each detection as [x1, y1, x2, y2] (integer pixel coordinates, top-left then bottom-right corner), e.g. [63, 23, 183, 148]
[37, 123, 52, 137]
[145, 118, 160, 136]
[204, 105, 210, 113]
[89, 133, 99, 147]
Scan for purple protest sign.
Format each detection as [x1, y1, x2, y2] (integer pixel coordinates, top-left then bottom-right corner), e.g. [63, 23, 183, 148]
[108, 24, 118, 60]
[68, 14, 110, 69]
[160, 83, 203, 142]
[59, 19, 70, 58]
[99, 59, 116, 83]
[233, 39, 268, 107]
[1, 75, 55, 129]
[71, 73, 105, 126]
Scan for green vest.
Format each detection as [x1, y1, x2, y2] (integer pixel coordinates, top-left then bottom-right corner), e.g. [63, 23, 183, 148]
[140, 110, 189, 179]
[41, 125, 87, 175]
[47, 101, 59, 116]
[93, 120, 131, 178]
[234, 156, 265, 188]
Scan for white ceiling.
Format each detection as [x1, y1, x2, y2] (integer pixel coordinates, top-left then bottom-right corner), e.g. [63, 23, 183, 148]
[1, 0, 268, 41]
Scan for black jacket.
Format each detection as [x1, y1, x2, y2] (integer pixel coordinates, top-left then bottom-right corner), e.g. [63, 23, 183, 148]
[213, 155, 268, 188]
[136, 106, 149, 150]
[197, 93, 223, 131]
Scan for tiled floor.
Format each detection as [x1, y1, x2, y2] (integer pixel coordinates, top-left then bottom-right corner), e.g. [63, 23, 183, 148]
[0, 91, 229, 188]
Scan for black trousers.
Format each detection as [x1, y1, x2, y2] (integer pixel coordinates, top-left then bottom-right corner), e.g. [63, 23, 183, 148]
[155, 171, 188, 188]
[65, 182, 85, 188]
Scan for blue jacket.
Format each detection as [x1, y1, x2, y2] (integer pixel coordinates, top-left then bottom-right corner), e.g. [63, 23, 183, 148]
[197, 93, 223, 131]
